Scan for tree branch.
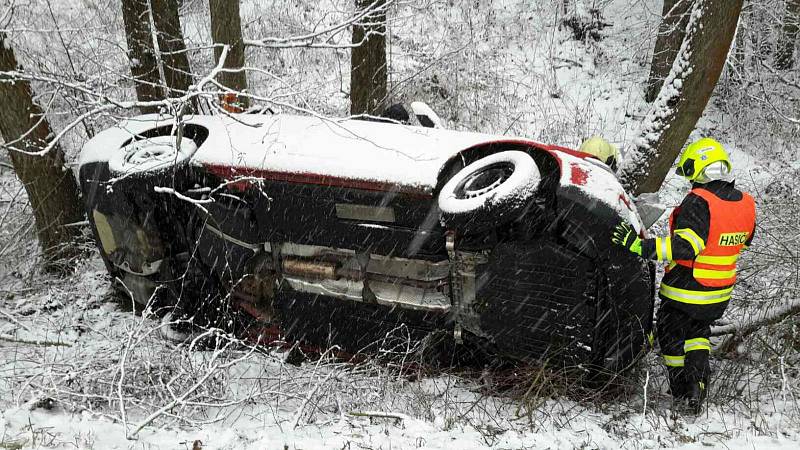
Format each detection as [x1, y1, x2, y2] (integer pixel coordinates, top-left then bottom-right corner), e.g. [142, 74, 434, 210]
[245, 0, 394, 49]
[712, 300, 800, 352]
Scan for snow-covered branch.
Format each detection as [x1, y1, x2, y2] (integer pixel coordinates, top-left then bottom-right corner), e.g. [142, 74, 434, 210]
[245, 0, 395, 49]
[713, 299, 800, 337]
[152, 186, 212, 215]
[0, 46, 230, 157]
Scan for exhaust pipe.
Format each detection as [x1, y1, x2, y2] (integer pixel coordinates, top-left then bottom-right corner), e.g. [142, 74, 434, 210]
[282, 258, 337, 280]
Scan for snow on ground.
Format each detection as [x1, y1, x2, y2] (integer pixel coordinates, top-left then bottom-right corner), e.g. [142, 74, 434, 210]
[3, 400, 799, 449]
[0, 259, 798, 449]
[2, 0, 800, 448]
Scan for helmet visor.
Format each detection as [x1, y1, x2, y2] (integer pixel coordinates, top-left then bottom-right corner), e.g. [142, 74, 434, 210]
[699, 161, 731, 182]
[675, 158, 695, 178]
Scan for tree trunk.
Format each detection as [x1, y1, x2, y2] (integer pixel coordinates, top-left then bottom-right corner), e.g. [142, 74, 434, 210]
[121, 0, 162, 113]
[775, 0, 800, 70]
[209, 0, 249, 110]
[620, 0, 743, 195]
[0, 33, 85, 270]
[151, 0, 193, 98]
[350, 0, 388, 115]
[645, 0, 694, 103]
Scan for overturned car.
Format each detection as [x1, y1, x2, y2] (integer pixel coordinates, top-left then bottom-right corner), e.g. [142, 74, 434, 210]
[79, 113, 654, 373]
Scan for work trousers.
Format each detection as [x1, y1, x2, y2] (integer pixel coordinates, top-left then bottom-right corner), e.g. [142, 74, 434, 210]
[656, 302, 712, 398]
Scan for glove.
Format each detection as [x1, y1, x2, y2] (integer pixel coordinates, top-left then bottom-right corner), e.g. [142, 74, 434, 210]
[611, 221, 642, 256]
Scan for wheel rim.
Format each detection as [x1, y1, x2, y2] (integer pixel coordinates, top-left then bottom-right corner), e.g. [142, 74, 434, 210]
[123, 140, 178, 166]
[454, 162, 514, 199]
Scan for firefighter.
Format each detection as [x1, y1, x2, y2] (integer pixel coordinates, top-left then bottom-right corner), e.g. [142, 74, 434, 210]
[611, 138, 756, 413]
[579, 136, 621, 172]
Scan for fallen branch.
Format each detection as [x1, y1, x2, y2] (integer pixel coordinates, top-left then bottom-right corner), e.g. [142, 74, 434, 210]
[0, 333, 72, 347]
[0, 308, 31, 331]
[349, 410, 411, 421]
[712, 299, 800, 352]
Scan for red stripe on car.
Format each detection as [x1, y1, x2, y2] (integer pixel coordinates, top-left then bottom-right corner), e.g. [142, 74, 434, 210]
[203, 164, 433, 197]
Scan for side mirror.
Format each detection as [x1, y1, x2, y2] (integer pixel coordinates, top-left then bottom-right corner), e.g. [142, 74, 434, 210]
[633, 193, 666, 229]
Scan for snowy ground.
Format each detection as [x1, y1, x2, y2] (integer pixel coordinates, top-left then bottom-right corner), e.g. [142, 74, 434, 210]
[2, 0, 800, 448]
[1, 259, 798, 449]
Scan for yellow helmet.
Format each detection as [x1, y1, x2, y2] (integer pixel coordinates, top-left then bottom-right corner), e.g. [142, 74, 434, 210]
[676, 137, 732, 182]
[579, 136, 620, 171]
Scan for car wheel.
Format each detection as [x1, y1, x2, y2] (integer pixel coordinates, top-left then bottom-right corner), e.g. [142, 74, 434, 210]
[108, 134, 198, 175]
[438, 150, 540, 233]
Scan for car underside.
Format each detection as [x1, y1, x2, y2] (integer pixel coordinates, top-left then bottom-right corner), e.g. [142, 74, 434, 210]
[79, 114, 655, 377]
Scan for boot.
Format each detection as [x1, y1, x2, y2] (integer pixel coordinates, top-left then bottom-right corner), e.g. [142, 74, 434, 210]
[668, 367, 689, 401]
[684, 350, 710, 414]
[687, 381, 706, 415]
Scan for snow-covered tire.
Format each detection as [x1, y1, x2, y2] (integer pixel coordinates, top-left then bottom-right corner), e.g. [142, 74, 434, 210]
[438, 151, 540, 233]
[108, 134, 197, 175]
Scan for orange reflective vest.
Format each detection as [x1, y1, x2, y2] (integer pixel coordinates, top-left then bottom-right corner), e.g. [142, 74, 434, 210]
[668, 188, 755, 287]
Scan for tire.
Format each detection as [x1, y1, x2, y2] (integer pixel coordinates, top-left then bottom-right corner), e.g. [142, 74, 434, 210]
[108, 134, 197, 175]
[438, 151, 540, 233]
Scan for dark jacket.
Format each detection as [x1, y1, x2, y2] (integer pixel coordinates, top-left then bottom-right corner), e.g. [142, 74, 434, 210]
[641, 180, 755, 319]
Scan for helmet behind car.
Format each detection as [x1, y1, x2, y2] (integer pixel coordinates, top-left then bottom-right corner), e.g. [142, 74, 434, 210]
[676, 137, 732, 183]
[579, 136, 620, 171]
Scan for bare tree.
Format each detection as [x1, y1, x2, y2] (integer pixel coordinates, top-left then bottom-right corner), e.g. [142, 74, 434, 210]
[350, 0, 388, 115]
[120, 0, 193, 111]
[209, 0, 249, 110]
[645, 0, 694, 103]
[151, 0, 193, 98]
[620, 0, 744, 194]
[121, 0, 162, 113]
[0, 32, 84, 270]
[775, 0, 800, 70]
